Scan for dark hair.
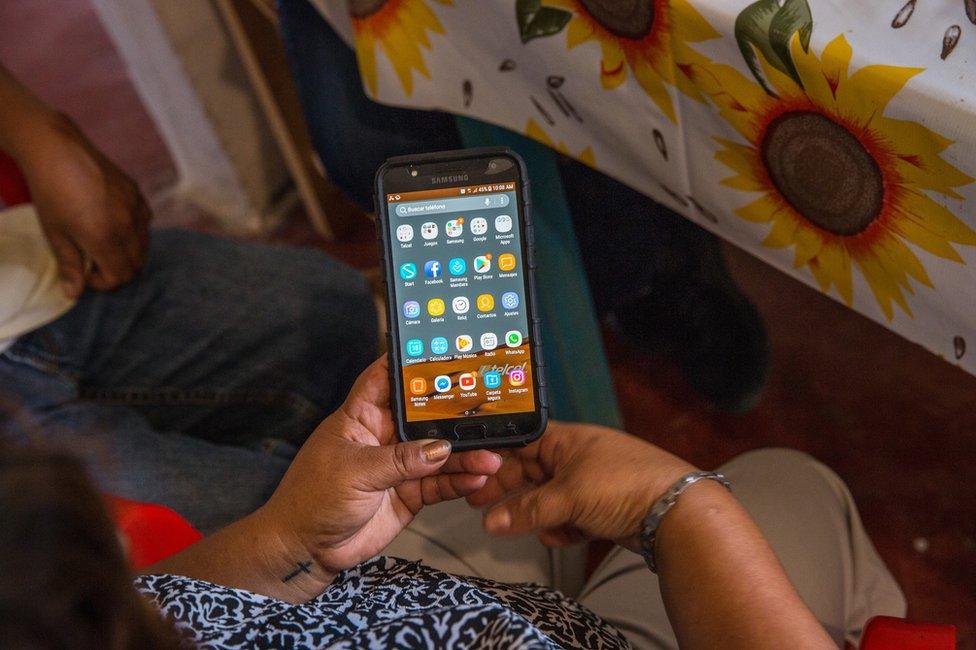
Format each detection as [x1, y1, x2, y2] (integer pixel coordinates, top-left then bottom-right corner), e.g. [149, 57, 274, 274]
[0, 446, 181, 649]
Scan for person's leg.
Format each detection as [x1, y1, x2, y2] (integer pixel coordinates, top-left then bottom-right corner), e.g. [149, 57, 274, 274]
[277, 0, 462, 209]
[382, 498, 559, 588]
[0, 359, 288, 533]
[578, 448, 906, 649]
[558, 157, 769, 413]
[11, 229, 377, 450]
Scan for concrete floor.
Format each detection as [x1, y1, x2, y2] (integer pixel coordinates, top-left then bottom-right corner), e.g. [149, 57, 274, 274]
[2, 0, 973, 645]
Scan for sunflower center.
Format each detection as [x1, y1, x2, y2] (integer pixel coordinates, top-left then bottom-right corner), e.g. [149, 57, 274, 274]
[578, 0, 655, 39]
[761, 111, 884, 237]
[348, 0, 388, 18]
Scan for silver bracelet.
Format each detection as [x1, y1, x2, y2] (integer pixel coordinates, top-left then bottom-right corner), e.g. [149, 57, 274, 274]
[639, 471, 732, 573]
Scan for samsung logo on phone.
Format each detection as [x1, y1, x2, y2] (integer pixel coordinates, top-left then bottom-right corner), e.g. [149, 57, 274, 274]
[431, 174, 469, 184]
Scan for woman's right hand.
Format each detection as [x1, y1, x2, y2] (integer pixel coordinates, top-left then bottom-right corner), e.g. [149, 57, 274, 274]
[467, 422, 698, 551]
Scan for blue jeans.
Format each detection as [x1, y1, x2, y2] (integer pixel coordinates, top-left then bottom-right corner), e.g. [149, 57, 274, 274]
[0, 229, 377, 532]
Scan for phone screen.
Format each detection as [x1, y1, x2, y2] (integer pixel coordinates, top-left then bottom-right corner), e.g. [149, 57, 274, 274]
[385, 179, 536, 423]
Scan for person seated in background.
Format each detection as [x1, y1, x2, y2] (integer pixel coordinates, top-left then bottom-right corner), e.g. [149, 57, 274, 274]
[1, 357, 905, 649]
[0, 61, 377, 532]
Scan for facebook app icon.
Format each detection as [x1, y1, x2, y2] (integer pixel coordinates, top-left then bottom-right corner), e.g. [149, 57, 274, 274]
[424, 260, 442, 278]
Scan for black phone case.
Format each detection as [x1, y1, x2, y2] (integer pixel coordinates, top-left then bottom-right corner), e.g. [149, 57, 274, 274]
[374, 147, 548, 450]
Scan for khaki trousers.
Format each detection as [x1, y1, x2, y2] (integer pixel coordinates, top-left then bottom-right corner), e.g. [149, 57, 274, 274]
[384, 448, 906, 648]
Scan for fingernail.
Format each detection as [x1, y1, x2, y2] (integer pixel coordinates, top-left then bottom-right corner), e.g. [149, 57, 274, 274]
[422, 439, 451, 463]
[485, 508, 511, 533]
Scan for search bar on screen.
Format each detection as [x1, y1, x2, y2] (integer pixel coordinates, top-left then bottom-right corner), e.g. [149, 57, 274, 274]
[394, 193, 509, 217]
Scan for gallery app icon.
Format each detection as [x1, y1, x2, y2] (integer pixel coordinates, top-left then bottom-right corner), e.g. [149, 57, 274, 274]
[459, 373, 476, 390]
[430, 336, 449, 355]
[501, 292, 520, 310]
[445, 218, 464, 237]
[483, 371, 502, 389]
[424, 260, 442, 278]
[473, 254, 492, 273]
[396, 224, 414, 242]
[480, 332, 498, 350]
[448, 257, 467, 275]
[456, 335, 473, 352]
[452, 296, 470, 314]
[495, 215, 513, 233]
[399, 263, 417, 281]
[427, 298, 445, 317]
[405, 339, 424, 357]
[434, 375, 451, 393]
[410, 377, 427, 395]
[498, 253, 517, 272]
[477, 293, 495, 312]
[508, 368, 526, 387]
[470, 217, 488, 235]
[403, 301, 421, 318]
[421, 222, 438, 240]
[505, 330, 523, 347]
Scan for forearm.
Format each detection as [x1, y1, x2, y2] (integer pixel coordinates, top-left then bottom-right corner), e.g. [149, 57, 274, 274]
[0, 62, 66, 163]
[143, 507, 334, 604]
[655, 482, 834, 649]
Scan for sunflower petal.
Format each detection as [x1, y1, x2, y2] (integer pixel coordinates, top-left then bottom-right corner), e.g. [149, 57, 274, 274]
[525, 119, 554, 147]
[738, 194, 782, 223]
[900, 189, 976, 245]
[763, 212, 799, 246]
[813, 241, 854, 304]
[883, 119, 974, 199]
[878, 230, 932, 288]
[599, 38, 627, 89]
[754, 43, 803, 99]
[566, 14, 594, 48]
[791, 33, 836, 110]
[792, 220, 825, 267]
[855, 249, 911, 319]
[692, 63, 773, 140]
[578, 146, 596, 167]
[671, 0, 721, 42]
[836, 63, 922, 127]
[632, 57, 676, 122]
[715, 138, 764, 189]
[820, 34, 852, 97]
[354, 33, 379, 96]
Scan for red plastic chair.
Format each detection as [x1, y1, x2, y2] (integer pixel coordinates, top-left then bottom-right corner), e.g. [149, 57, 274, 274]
[105, 495, 202, 570]
[859, 616, 956, 650]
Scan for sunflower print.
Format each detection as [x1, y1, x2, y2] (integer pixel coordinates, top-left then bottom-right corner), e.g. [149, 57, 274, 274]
[543, 0, 719, 122]
[690, 34, 976, 319]
[349, 0, 452, 96]
[525, 118, 596, 167]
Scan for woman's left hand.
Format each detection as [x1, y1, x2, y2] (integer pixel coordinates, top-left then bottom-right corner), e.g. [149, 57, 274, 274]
[259, 356, 502, 586]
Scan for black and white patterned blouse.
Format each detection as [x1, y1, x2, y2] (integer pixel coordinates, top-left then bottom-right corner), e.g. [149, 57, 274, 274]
[136, 556, 630, 649]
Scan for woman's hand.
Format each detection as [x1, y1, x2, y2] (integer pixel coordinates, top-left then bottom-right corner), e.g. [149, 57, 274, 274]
[19, 112, 151, 297]
[467, 421, 696, 551]
[258, 356, 502, 591]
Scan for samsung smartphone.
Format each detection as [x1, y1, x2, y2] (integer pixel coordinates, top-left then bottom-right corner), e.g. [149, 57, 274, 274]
[375, 148, 547, 449]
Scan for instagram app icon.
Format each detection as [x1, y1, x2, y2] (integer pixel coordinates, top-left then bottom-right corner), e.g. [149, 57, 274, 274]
[508, 368, 526, 387]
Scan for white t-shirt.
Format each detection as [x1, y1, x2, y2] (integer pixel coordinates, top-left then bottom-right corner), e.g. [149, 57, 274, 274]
[0, 204, 76, 353]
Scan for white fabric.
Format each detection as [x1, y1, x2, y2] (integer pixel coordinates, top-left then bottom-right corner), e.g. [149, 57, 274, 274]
[0, 204, 76, 353]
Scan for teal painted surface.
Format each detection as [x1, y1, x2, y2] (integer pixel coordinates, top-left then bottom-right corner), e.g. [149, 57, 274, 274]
[456, 117, 621, 428]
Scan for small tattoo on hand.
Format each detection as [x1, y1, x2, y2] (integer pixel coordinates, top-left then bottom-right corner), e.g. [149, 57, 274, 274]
[282, 560, 313, 582]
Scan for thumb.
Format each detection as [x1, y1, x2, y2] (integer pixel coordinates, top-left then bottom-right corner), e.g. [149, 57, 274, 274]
[359, 439, 453, 490]
[44, 229, 86, 299]
[483, 485, 572, 536]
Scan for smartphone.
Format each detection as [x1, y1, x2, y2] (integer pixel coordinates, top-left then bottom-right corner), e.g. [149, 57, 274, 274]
[375, 147, 547, 449]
